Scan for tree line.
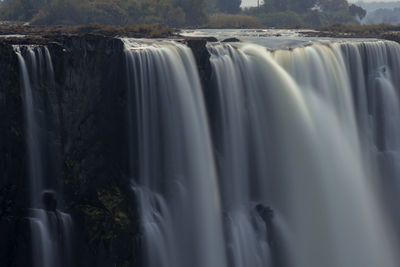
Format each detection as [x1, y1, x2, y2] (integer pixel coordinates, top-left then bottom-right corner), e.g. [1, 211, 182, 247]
[245, 0, 366, 27]
[0, 0, 365, 27]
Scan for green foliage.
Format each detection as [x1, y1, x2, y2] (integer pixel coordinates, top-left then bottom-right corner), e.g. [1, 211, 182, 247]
[0, 23, 173, 38]
[203, 0, 219, 14]
[0, 0, 200, 26]
[216, 0, 241, 14]
[319, 0, 348, 12]
[176, 0, 207, 25]
[31, 0, 85, 25]
[0, 0, 43, 20]
[249, 0, 362, 27]
[207, 13, 260, 28]
[0, 0, 366, 27]
[288, 0, 316, 12]
[261, 0, 275, 12]
[273, 0, 288, 12]
[349, 4, 366, 20]
[328, 10, 357, 24]
[259, 11, 303, 27]
[260, 0, 316, 13]
[303, 10, 326, 26]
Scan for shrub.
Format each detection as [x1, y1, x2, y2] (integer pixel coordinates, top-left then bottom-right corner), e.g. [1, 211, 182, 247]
[207, 13, 260, 28]
[31, 0, 84, 25]
[303, 11, 328, 27]
[259, 11, 304, 27]
[84, 1, 128, 25]
[0, 0, 202, 26]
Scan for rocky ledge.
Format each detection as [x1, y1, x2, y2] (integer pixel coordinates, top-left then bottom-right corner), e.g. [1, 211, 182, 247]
[0, 32, 216, 267]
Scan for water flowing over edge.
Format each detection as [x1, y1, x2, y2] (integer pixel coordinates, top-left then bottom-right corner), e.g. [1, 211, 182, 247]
[14, 45, 73, 267]
[123, 38, 400, 267]
[8, 36, 400, 267]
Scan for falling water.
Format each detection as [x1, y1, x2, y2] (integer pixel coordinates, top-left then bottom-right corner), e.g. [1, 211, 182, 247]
[208, 40, 400, 267]
[123, 37, 400, 267]
[124, 39, 227, 267]
[15, 46, 73, 267]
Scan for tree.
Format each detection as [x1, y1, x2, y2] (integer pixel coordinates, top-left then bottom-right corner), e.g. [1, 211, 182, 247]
[288, 0, 317, 12]
[175, 0, 207, 25]
[216, 0, 241, 14]
[261, 0, 318, 13]
[273, 0, 288, 11]
[318, 0, 349, 12]
[0, 0, 42, 20]
[203, 0, 218, 13]
[31, 0, 85, 24]
[349, 4, 366, 20]
[0, 0, 207, 26]
[261, 0, 275, 12]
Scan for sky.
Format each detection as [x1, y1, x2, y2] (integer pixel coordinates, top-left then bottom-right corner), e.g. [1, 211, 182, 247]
[241, 0, 400, 7]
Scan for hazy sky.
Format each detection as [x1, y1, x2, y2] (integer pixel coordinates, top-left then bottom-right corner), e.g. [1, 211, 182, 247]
[241, 0, 400, 7]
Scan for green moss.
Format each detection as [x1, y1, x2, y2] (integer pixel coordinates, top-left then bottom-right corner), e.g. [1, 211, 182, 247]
[97, 186, 131, 228]
[10, 126, 21, 137]
[75, 185, 132, 245]
[78, 204, 108, 243]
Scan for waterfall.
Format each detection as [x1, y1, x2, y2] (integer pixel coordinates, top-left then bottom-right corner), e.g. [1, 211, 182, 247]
[207, 40, 400, 267]
[15, 46, 73, 267]
[123, 38, 400, 267]
[124, 39, 227, 267]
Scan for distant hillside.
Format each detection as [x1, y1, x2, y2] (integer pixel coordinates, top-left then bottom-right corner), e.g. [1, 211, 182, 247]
[364, 7, 400, 25]
[354, 1, 400, 25]
[354, 1, 400, 12]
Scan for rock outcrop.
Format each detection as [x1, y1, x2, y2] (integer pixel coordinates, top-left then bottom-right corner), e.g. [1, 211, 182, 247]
[0, 33, 217, 267]
[0, 34, 138, 267]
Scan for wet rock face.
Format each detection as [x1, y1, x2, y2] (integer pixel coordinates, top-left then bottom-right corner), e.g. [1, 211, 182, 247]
[50, 35, 141, 267]
[186, 39, 213, 88]
[222, 37, 240, 42]
[0, 34, 140, 267]
[0, 42, 30, 267]
[0, 34, 212, 267]
[43, 191, 57, 211]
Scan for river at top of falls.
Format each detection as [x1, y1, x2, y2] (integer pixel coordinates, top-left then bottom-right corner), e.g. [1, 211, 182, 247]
[180, 28, 378, 49]
[122, 35, 400, 267]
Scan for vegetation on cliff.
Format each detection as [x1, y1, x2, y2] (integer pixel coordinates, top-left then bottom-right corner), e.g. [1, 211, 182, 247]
[0, 24, 173, 38]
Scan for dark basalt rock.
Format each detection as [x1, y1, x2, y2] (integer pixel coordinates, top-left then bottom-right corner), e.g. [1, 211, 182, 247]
[0, 34, 140, 267]
[186, 38, 213, 88]
[204, 36, 218, 42]
[255, 204, 274, 245]
[0, 40, 29, 267]
[43, 191, 58, 211]
[53, 35, 140, 267]
[222, 37, 240, 42]
[255, 204, 291, 267]
[382, 33, 400, 43]
[0, 33, 218, 267]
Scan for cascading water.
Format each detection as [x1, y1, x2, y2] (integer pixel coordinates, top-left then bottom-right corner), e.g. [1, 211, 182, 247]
[115, 33, 400, 267]
[207, 40, 400, 267]
[124, 39, 227, 267]
[124, 37, 400, 267]
[15, 46, 73, 267]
